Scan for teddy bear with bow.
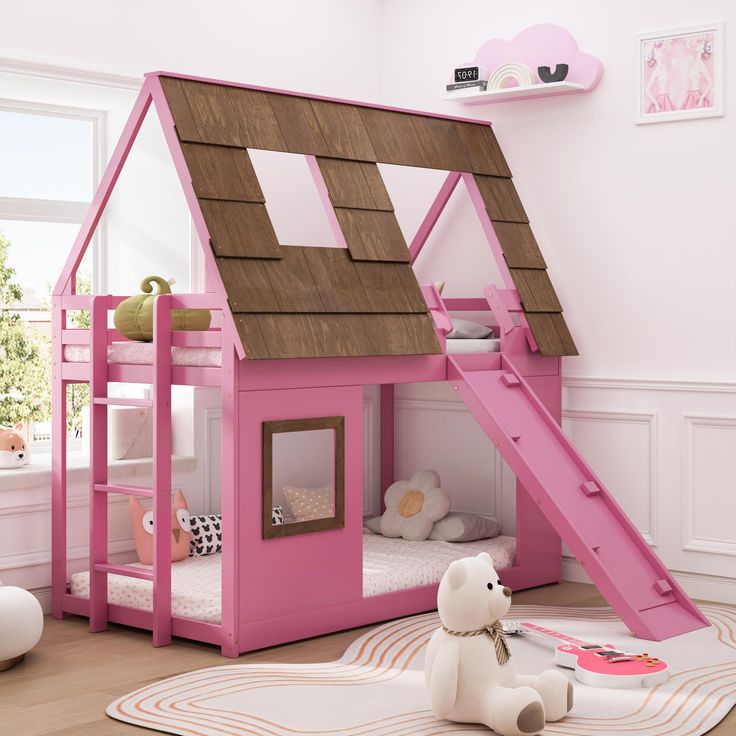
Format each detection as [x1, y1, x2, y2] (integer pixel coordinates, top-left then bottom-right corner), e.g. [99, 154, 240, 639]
[425, 553, 573, 736]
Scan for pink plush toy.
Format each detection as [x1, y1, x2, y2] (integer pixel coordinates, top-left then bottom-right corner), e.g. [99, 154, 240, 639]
[0, 427, 30, 469]
[129, 491, 192, 565]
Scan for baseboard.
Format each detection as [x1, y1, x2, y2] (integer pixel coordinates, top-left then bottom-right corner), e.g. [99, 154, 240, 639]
[27, 585, 53, 614]
[562, 557, 736, 605]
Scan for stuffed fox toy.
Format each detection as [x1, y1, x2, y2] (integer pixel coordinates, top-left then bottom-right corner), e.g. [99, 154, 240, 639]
[0, 427, 30, 468]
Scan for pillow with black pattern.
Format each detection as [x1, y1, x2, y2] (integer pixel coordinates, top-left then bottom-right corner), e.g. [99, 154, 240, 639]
[189, 514, 222, 556]
[272, 505, 285, 525]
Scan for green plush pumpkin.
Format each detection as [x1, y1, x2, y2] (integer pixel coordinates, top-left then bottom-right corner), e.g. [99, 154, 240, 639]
[113, 276, 211, 342]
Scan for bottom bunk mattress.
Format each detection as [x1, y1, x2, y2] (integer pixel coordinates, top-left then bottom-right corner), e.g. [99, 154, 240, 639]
[69, 535, 516, 624]
[362, 534, 516, 597]
[70, 554, 222, 624]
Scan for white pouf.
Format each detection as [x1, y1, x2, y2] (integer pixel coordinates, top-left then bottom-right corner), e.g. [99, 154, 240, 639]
[0, 583, 43, 671]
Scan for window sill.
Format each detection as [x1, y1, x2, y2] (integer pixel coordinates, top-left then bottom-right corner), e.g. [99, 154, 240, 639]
[0, 452, 197, 493]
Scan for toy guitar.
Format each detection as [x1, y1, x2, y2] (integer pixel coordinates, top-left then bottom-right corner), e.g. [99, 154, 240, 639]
[503, 621, 669, 689]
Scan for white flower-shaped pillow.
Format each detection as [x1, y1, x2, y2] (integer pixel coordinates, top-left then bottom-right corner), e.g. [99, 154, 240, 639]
[380, 470, 450, 541]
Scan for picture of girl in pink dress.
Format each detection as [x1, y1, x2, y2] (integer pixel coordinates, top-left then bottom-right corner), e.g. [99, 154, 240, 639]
[644, 43, 675, 113]
[638, 26, 721, 123]
[681, 38, 714, 110]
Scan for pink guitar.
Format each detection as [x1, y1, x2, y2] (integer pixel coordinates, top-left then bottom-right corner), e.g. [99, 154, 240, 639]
[503, 621, 669, 689]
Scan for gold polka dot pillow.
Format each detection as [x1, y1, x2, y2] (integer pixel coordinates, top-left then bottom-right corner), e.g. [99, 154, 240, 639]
[282, 484, 334, 522]
[380, 470, 450, 541]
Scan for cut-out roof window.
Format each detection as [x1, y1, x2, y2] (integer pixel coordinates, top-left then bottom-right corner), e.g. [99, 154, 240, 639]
[248, 150, 342, 248]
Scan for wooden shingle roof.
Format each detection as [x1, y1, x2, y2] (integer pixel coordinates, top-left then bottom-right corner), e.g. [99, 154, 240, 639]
[159, 75, 576, 359]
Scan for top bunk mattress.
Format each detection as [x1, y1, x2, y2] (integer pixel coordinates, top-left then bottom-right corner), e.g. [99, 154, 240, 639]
[63, 339, 499, 367]
[64, 343, 222, 367]
[445, 338, 500, 354]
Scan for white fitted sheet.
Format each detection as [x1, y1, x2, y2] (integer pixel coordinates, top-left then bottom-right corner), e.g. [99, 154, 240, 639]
[445, 338, 500, 354]
[64, 343, 221, 367]
[64, 339, 496, 364]
[362, 534, 516, 597]
[69, 535, 516, 623]
[70, 555, 222, 624]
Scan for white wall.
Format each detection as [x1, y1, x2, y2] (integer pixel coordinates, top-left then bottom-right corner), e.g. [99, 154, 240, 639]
[2, 0, 382, 99]
[381, 0, 736, 601]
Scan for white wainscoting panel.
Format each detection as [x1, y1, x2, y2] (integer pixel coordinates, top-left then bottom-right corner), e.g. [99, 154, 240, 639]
[683, 414, 736, 556]
[562, 409, 658, 546]
[204, 408, 221, 514]
[563, 376, 736, 603]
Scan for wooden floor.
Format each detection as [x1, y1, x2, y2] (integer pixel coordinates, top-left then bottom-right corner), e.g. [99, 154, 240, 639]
[0, 581, 732, 735]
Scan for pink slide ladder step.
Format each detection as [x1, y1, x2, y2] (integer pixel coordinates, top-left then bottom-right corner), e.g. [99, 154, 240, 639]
[448, 354, 709, 641]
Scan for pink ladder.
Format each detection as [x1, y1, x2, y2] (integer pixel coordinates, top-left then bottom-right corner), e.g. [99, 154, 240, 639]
[88, 294, 173, 646]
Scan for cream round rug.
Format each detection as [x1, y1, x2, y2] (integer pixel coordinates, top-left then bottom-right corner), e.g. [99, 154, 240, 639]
[108, 604, 736, 735]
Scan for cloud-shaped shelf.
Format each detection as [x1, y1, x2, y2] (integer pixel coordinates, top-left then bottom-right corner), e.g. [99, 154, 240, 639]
[446, 24, 603, 105]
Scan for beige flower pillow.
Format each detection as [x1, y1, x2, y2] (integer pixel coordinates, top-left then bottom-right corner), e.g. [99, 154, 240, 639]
[380, 470, 450, 541]
[283, 484, 334, 522]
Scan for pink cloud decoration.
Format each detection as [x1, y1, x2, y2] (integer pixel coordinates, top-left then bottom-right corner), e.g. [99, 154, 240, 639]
[472, 24, 603, 90]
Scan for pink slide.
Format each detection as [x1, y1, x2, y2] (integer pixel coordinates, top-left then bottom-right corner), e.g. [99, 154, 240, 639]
[448, 354, 709, 642]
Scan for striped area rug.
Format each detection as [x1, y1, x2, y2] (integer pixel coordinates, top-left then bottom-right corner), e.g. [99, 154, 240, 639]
[107, 605, 736, 735]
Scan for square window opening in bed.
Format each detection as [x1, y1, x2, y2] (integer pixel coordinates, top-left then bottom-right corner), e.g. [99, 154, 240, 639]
[262, 416, 345, 539]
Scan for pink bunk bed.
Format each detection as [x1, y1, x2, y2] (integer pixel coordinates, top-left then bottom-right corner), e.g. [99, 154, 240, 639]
[51, 72, 708, 658]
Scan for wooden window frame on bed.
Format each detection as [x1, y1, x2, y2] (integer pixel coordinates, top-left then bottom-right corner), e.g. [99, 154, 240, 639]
[262, 416, 345, 539]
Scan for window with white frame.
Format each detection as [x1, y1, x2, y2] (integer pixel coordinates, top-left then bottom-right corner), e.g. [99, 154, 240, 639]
[0, 100, 102, 447]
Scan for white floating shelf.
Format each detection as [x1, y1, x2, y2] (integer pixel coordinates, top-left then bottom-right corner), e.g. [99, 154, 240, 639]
[444, 81, 586, 105]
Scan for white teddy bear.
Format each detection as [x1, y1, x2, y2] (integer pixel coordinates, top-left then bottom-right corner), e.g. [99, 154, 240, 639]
[425, 553, 573, 736]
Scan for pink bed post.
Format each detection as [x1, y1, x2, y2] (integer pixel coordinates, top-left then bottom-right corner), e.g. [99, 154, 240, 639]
[152, 294, 173, 647]
[88, 296, 109, 632]
[51, 298, 67, 619]
[379, 385, 394, 514]
[220, 327, 240, 658]
[51, 84, 151, 631]
[53, 86, 152, 297]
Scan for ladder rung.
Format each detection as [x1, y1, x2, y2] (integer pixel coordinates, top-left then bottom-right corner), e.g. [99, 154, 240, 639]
[94, 483, 153, 498]
[93, 397, 153, 407]
[94, 563, 154, 581]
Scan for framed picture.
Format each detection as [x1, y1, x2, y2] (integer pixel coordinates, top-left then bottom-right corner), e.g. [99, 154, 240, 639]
[635, 23, 724, 124]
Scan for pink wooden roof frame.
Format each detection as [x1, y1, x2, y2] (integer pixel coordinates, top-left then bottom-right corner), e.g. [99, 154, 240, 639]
[54, 71, 528, 362]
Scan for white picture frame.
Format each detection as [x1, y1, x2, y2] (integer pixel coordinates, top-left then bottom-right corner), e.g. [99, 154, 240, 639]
[635, 22, 725, 124]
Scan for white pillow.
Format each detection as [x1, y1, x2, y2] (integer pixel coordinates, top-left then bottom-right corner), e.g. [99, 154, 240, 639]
[428, 512, 501, 542]
[447, 318, 493, 339]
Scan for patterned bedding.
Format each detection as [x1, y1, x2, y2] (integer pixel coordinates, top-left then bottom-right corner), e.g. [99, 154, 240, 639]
[69, 535, 516, 623]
